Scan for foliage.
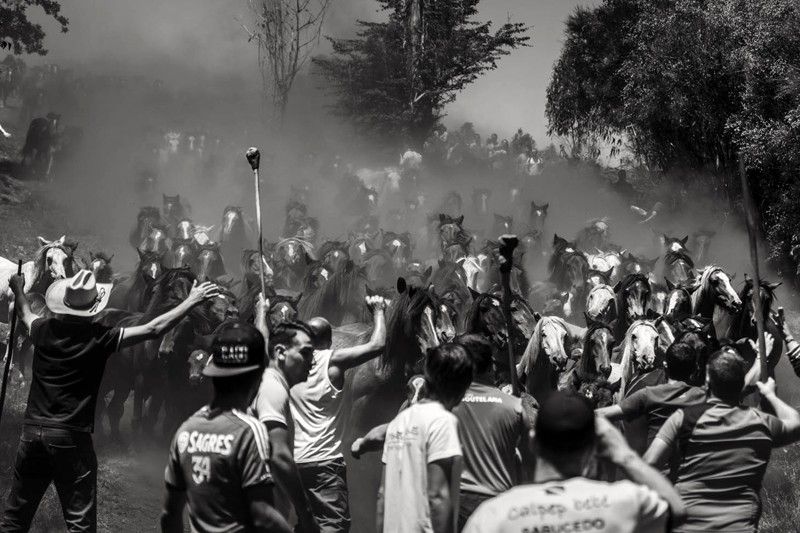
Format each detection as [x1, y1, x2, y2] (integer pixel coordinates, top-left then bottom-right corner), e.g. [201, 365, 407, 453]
[0, 0, 68, 55]
[313, 0, 529, 148]
[546, 0, 800, 283]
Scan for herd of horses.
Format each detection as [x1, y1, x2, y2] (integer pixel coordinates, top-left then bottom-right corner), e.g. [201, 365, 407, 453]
[0, 172, 784, 530]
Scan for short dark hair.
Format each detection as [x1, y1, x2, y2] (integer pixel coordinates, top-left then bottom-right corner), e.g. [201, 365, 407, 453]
[666, 342, 696, 382]
[212, 370, 261, 396]
[424, 343, 473, 405]
[455, 334, 493, 376]
[536, 391, 595, 453]
[707, 348, 746, 403]
[268, 321, 315, 359]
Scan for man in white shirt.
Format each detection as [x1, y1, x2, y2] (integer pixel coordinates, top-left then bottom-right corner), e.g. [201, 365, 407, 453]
[378, 343, 474, 533]
[463, 391, 686, 533]
[293, 296, 387, 532]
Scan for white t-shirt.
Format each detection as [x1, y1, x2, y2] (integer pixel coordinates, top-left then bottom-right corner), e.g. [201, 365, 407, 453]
[381, 400, 462, 533]
[463, 478, 669, 533]
[290, 349, 345, 463]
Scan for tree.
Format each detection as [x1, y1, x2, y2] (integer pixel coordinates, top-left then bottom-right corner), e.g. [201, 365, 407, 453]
[0, 0, 68, 55]
[546, 0, 800, 284]
[241, 0, 332, 125]
[313, 0, 529, 148]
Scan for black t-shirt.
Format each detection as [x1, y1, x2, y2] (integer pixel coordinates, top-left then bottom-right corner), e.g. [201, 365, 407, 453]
[165, 407, 273, 533]
[25, 317, 123, 432]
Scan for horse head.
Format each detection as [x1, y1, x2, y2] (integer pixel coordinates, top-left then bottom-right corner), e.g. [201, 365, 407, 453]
[175, 218, 195, 242]
[36, 235, 74, 283]
[661, 233, 690, 254]
[137, 249, 165, 282]
[269, 291, 302, 328]
[493, 214, 513, 234]
[582, 319, 615, 379]
[162, 194, 184, 221]
[585, 284, 616, 323]
[220, 206, 245, 240]
[694, 266, 741, 315]
[319, 241, 350, 274]
[530, 201, 549, 231]
[438, 214, 466, 247]
[621, 320, 660, 382]
[665, 278, 694, 320]
[615, 273, 651, 320]
[89, 251, 114, 283]
[188, 350, 212, 385]
[169, 240, 197, 270]
[472, 188, 491, 214]
[740, 277, 781, 327]
[383, 232, 412, 271]
[665, 249, 695, 285]
[196, 243, 225, 281]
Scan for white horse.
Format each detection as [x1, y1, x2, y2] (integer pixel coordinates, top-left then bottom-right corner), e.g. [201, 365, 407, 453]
[616, 320, 660, 399]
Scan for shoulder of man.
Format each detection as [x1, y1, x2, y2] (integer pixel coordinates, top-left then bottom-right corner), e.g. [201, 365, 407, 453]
[230, 409, 271, 462]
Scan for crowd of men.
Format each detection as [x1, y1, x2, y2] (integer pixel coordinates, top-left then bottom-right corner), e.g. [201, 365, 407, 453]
[2, 269, 800, 532]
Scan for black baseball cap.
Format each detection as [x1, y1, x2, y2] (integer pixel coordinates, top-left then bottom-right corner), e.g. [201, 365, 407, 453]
[203, 321, 266, 378]
[535, 391, 596, 452]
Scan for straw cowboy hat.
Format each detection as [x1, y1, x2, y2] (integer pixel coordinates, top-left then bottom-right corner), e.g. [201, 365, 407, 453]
[45, 269, 112, 317]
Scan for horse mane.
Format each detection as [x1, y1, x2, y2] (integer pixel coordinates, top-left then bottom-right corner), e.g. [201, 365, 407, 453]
[463, 292, 500, 334]
[518, 316, 579, 378]
[383, 284, 438, 377]
[298, 261, 366, 324]
[691, 265, 722, 315]
[143, 267, 195, 318]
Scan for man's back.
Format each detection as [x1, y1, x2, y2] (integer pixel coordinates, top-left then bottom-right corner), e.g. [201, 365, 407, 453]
[26, 316, 122, 432]
[382, 401, 461, 533]
[655, 399, 792, 532]
[165, 406, 272, 533]
[620, 381, 706, 446]
[453, 382, 525, 496]
[463, 478, 668, 533]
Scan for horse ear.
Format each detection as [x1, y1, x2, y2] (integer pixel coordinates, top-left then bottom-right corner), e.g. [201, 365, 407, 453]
[37, 236, 50, 247]
[438, 213, 446, 224]
[137, 248, 145, 259]
[613, 280, 622, 293]
[542, 203, 549, 212]
[456, 215, 464, 225]
[107, 254, 114, 263]
[468, 287, 480, 299]
[423, 266, 433, 283]
[767, 281, 782, 290]
[397, 277, 407, 294]
[666, 278, 675, 291]
[533, 311, 542, 322]
[602, 267, 614, 278]
[681, 235, 689, 245]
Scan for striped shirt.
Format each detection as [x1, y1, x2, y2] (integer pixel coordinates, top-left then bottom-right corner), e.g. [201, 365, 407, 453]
[654, 398, 792, 532]
[165, 406, 272, 533]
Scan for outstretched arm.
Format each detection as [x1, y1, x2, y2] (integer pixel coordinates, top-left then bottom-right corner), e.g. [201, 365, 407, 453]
[8, 274, 40, 333]
[758, 378, 800, 445]
[329, 296, 387, 388]
[120, 281, 219, 348]
[351, 423, 389, 459]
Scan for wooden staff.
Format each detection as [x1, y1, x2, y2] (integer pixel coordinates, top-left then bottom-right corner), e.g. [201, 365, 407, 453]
[246, 147, 267, 300]
[739, 158, 767, 381]
[499, 235, 521, 396]
[0, 260, 23, 427]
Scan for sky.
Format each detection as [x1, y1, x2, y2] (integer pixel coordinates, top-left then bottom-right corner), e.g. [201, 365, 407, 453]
[31, 0, 595, 144]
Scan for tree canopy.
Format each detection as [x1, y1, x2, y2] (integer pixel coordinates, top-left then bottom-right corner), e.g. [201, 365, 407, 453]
[0, 0, 69, 55]
[546, 0, 800, 278]
[314, 0, 529, 148]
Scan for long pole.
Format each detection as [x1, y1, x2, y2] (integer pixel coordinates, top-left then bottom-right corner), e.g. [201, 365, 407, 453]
[739, 158, 767, 381]
[0, 260, 23, 427]
[498, 235, 520, 396]
[246, 147, 267, 300]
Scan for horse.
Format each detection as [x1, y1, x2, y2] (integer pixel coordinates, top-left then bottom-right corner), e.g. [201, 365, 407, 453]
[89, 252, 114, 283]
[619, 252, 659, 283]
[517, 316, 586, 404]
[196, 243, 226, 282]
[162, 194, 189, 227]
[218, 206, 250, 270]
[562, 320, 617, 406]
[586, 250, 622, 283]
[317, 241, 350, 274]
[268, 291, 303, 328]
[21, 113, 59, 178]
[663, 249, 695, 285]
[138, 223, 172, 256]
[99, 267, 197, 441]
[440, 191, 463, 216]
[402, 262, 432, 287]
[664, 279, 694, 322]
[519, 229, 544, 263]
[129, 207, 161, 250]
[586, 266, 615, 289]
[342, 278, 445, 531]
[109, 250, 165, 312]
[529, 201, 549, 232]
[477, 241, 531, 298]
[347, 230, 382, 265]
[298, 261, 368, 326]
[585, 283, 617, 324]
[612, 273, 651, 341]
[690, 265, 742, 338]
[616, 319, 662, 399]
[464, 290, 536, 384]
[661, 233, 689, 255]
[382, 231, 412, 273]
[362, 249, 397, 290]
[492, 214, 513, 237]
[234, 250, 275, 324]
[272, 237, 314, 291]
[167, 240, 197, 270]
[430, 261, 473, 331]
[438, 214, 471, 253]
[721, 278, 782, 379]
[548, 235, 589, 295]
[174, 218, 195, 242]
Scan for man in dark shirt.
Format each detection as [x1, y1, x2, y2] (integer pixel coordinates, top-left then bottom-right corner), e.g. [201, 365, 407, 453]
[452, 334, 534, 531]
[161, 321, 290, 533]
[598, 342, 706, 449]
[0, 270, 220, 532]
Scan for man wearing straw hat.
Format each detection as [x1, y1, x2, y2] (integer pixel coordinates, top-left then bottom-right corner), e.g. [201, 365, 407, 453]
[0, 269, 220, 532]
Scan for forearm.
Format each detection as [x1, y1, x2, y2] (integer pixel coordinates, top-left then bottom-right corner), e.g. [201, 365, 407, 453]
[255, 305, 269, 348]
[252, 506, 292, 533]
[785, 333, 800, 377]
[159, 511, 183, 533]
[360, 423, 389, 454]
[150, 299, 197, 336]
[270, 452, 312, 518]
[428, 493, 453, 533]
[615, 451, 685, 524]
[764, 391, 800, 429]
